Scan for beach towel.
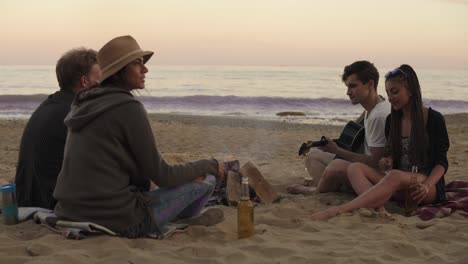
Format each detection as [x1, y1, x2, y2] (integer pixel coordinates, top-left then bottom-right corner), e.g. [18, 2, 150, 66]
[415, 181, 468, 220]
[10, 207, 187, 240]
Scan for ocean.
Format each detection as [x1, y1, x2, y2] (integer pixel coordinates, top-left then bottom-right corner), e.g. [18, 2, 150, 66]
[1, 65, 467, 125]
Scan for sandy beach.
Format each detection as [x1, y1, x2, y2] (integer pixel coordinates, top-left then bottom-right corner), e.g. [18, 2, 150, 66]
[1, 113, 467, 264]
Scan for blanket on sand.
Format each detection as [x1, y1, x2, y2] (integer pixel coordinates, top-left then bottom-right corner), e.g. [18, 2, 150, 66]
[415, 181, 468, 220]
[4, 207, 187, 240]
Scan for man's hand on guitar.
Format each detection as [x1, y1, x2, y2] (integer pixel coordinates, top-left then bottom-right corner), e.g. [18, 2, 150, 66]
[318, 137, 339, 154]
[297, 121, 364, 157]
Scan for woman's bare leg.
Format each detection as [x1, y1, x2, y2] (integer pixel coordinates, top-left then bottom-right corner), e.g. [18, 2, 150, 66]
[311, 170, 435, 220]
[347, 162, 387, 213]
[347, 162, 384, 195]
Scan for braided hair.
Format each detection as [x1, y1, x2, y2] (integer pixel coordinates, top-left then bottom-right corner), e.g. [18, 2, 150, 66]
[385, 64, 428, 170]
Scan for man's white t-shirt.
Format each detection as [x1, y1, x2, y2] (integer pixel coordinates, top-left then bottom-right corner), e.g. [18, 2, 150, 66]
[363, 100, 391, 155]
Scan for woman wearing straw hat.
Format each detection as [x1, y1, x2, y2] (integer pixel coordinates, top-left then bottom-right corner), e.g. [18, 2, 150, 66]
[53, 35, 226, 238]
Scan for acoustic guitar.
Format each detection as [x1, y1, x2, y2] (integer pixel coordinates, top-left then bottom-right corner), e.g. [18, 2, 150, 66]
[298, 120, 365, 157]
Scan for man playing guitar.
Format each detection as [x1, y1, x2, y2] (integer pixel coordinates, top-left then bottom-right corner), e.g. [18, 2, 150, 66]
[289, 61, 390, 195]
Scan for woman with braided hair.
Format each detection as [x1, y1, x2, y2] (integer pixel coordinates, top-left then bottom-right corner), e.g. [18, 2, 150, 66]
[311, 64, 449, 220]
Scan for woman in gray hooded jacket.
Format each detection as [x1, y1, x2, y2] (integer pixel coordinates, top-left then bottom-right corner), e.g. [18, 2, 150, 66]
[54, 35, 226, 238]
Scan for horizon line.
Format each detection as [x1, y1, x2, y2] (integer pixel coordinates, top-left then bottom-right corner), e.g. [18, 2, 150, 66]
[0, 63, 467, 71]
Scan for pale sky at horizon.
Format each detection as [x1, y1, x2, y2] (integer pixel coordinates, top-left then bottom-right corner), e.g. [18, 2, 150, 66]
[1, 0, 467, 69]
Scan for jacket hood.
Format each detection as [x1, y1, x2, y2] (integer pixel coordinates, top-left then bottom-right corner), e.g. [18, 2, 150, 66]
[65, 87, 138, 131]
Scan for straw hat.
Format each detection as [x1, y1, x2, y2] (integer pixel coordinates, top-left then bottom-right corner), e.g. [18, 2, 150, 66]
[97, 35, 154, 83]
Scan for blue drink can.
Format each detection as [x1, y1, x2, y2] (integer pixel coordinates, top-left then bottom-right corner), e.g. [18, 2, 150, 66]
[1, 183, 18, 225]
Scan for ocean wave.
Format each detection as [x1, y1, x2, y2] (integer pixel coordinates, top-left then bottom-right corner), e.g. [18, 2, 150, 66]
[0, 94, 48, 102]
[1, 94, 467, 110]
[139, 95, 354, 109]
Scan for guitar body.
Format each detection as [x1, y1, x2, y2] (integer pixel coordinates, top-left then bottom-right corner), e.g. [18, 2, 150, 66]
[335, 120, 365, 152]
[298, 120, 365, 156]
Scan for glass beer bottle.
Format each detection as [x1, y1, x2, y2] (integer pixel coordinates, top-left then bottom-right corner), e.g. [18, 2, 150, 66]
[405, 166, 419, 216]
[304, 167, 314, 186]
[238, 177, 254, 239]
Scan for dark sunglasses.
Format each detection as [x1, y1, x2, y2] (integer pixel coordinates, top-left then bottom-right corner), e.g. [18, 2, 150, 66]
[385, 67, 408, 79]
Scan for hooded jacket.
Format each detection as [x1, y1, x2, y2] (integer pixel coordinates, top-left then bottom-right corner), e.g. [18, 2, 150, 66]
[53, 87, 218, 234]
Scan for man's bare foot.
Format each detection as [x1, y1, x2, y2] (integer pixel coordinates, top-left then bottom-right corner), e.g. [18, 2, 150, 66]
[303, 179, 317, 187]
[287, 184, 316, 196]
[310, 208, 340, 221]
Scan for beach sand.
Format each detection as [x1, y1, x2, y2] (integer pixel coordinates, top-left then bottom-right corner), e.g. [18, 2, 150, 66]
[1, 113, 467, 264]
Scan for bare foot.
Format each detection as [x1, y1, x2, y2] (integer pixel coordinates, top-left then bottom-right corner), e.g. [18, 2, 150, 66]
[310, 208, 340, 221]
[286, 184, 316, 196]
[376, 206, 388, 214]
[303, 179, 317, 187]
[376, 207, 393, 218]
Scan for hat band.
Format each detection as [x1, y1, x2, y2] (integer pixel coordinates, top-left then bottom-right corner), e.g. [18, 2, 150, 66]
[101, 49, 144, 73]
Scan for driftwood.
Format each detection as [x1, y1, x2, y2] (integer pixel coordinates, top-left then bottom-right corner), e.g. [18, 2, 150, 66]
[239, 161, 280, 204]
[226, 171, 241, 206]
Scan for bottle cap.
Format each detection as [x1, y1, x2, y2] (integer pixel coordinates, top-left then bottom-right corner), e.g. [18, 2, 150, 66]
[0, 183, 16, 194]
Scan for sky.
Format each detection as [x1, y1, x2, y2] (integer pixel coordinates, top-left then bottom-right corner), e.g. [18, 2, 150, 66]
[1, 0, 467, 69]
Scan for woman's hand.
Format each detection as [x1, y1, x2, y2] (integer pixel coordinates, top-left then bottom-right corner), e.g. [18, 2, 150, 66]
[411, 182, 430, 204]
[318, 137, 339, 154]
[379, 157, 393, 172]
